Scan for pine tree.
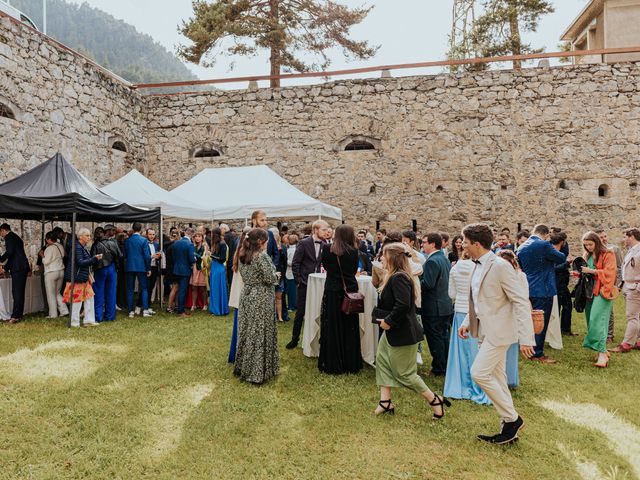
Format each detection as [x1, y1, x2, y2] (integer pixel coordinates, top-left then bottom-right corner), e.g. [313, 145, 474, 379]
[450, 0, 554, 70]
[177, 0, 378, 87]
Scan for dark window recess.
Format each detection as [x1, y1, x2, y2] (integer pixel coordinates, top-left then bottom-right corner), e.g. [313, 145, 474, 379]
[501, 185, 507, 190]
[0, 103, 15, 120]
[195, 148, 221, 158]
[436, 185, 444, 192]
[369, 185, 376, 194]
[598, 184, 609, 198]
[344, 140, 375, 151]
[111, 141, 127, 152]
[558, 180, 568, 189]
[412, 220, 417, 232]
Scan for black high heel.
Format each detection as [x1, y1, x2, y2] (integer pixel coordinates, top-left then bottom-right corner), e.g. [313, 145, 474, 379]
[375, 399, 395, 416]
[429, 394, 451, 420]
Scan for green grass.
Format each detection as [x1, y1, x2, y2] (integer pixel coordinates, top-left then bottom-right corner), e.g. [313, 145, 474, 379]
[0, 300, 638, 479]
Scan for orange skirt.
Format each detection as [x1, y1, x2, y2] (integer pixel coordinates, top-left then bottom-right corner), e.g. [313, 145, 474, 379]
[62, 282, 94, 303]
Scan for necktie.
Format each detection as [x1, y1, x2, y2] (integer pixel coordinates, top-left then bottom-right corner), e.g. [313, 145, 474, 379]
[473, 259, 481, 265]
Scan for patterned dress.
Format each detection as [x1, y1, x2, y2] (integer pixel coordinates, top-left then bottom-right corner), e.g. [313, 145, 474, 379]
[234, 251, 279, 384]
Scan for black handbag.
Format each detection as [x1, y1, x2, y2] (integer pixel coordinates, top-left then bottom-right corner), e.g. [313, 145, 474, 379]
[337, 254, 365, 315]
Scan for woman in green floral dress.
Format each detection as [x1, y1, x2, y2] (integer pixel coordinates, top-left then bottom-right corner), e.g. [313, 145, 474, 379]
[234, 228, 280, 384]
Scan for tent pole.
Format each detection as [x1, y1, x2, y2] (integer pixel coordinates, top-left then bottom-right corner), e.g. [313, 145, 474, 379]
[68, 213, 76, 328]
[159, 213, 163, 309]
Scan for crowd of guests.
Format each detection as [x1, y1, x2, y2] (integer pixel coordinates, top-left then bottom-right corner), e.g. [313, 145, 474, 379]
[3, 215, 640, 444]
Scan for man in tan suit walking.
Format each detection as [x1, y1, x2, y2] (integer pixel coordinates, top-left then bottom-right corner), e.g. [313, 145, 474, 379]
[609, 228, 640, 353]
[459, 223, 536, 445]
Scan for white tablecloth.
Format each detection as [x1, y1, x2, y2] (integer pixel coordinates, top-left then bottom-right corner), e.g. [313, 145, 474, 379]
[0, 276, 46, 320]
[302, 273, 379, 366]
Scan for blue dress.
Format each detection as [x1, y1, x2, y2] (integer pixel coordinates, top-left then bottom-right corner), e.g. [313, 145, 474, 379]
[444, 311, 491, 405]
[228, 309, 239, 363]
[209, 243, 229, 316]
[506, 343, 519, 388]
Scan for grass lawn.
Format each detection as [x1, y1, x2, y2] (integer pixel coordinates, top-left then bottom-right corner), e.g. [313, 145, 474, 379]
[1, 299, 639, 480]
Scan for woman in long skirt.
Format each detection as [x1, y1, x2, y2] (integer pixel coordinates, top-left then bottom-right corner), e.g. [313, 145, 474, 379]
[234, 228, 280, 384]
[580, 231, 616, 367]
[318, 224, 362, 375]
[209, 227, 229, 316]
[374, 243, 450, 419]
[444, 252, 490, 404]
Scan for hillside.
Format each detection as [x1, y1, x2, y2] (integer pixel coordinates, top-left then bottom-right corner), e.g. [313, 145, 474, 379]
[9, 0, 197, 84]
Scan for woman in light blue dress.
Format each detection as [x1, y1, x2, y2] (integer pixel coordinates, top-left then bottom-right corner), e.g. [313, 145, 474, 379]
[209, 227, 229, 316]
[444, 255, 490, 405]
[495, 250, 528, 388]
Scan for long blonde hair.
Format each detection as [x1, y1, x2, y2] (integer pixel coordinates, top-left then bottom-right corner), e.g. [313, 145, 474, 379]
[380, 243, 414, 294]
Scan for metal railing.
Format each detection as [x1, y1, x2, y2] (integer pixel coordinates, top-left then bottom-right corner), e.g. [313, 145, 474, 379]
[132, 46, 640, 94]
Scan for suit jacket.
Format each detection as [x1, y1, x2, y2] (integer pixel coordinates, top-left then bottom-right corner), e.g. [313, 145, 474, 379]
[292, 236, 324, 286]
[376, 272, 423, 347]
[267, 230, 280, 268]
[420, 250, 454, 317]
[0, 231, 30, 273]
[623, 244, 640, 287]
[517, 235, 566, 298]
[462, 254, 535, 347]
[172, 237, 195, 277]
[124, 233, 151, 273]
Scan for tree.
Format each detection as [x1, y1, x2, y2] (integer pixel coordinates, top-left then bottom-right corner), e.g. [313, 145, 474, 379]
[450, 0, 554, 70]
[177, 0, 378, 87]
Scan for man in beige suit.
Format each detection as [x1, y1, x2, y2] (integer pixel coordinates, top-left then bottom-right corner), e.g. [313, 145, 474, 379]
[609, 228, 640, 353]
[458, 223, 536, 445]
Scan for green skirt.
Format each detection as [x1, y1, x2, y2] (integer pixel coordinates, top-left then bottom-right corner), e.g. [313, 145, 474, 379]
[583, 294, 612, 353]
[376, 333, 428, 394]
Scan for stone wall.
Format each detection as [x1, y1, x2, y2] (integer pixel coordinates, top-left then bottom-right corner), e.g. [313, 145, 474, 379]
[0, 15, 145, 187]
[144, 63, 640, 238]
[2, 15, 640, 243]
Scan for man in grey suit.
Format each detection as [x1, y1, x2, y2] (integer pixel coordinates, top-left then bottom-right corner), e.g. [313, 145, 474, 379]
[420, 232, 453, 376]
[459, 223, 535, 445]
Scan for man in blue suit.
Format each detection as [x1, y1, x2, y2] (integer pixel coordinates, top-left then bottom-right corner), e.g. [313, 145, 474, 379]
[420, 232, 454, 376]
[517, 224, 567, 363]
[172, 227, 195, 317]
[124, 222, 152, 318]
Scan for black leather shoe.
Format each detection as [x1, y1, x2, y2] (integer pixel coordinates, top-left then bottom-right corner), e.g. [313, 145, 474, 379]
[286, 340, 298, 350]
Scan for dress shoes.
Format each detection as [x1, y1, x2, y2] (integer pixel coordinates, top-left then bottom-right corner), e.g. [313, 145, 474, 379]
[179, 313, 190, 318]
[285, 340, 298, 350]
[561, 331, 579, 337]
[529, 356, 558, 364]
[608, 343, 632, 353]
[8, 318, 21, 324]
[478, 416, 524, 445]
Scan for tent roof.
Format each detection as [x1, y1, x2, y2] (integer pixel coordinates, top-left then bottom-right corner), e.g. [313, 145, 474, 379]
[170, 165, 342, 221]
[0, 153, 160, 222]
[102, 169, 214, 221]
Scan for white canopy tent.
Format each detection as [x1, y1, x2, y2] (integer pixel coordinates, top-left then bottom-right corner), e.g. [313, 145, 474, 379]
[102, 169, 213, 221]
[171, 165, 342, 221]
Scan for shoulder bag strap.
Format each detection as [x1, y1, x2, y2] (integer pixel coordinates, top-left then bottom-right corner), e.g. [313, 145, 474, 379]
[336, 253, 349, 295]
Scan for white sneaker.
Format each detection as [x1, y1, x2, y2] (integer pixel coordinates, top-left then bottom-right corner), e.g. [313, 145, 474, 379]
[143, 310, 152, 317]
[129, 311, 135, 318]
[83, 322, 99, 327]
[115, 305, 122, 311]
[147, 308, 156, 315]
[135, 307, 141, 315]
[416, 352, 423, 365]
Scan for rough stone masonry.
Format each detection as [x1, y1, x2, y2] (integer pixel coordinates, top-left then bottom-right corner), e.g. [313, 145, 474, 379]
[1, 15, 639, 241]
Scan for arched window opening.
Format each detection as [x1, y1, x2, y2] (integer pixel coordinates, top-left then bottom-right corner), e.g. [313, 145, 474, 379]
[598, 184, 609, 198]
[344, 140, 375, 151]
[436, 185, 444, 192]
[194, 147, 221, 158]
[0, 103, 15, 120]
[558, 180, 568, 189]
[112, 141, 127, 152]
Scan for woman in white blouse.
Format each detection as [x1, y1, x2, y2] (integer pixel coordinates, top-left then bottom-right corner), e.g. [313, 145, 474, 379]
[40, 232, 69, 318]
[443, 251, 490, 404]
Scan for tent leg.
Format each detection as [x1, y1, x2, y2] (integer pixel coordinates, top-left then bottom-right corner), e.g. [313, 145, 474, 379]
[68, 213, 76, 328]
[159, 214, 163, 309]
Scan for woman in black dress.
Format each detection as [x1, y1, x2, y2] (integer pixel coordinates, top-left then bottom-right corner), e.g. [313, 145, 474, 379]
[318, 224, 362, 374]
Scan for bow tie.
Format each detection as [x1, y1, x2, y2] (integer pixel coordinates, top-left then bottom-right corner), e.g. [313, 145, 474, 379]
[473, 259, 482, 265]
[314, 241, 323, 244]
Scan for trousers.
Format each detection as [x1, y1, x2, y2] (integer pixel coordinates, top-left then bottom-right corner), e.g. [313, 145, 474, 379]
[94, 263, 117, 322]
[291, 284, 308, 342]
[623, 289, 640, 345]
[471, 340, 518, 423]
[44, 270, 68, 317]
[126, 272, 149, 313]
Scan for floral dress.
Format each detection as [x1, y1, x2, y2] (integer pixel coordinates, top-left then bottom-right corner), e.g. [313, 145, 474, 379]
[234, 251, 280, 384]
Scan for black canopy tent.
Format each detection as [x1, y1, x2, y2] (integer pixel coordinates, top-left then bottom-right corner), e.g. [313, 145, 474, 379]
[0, 153, 160, 326]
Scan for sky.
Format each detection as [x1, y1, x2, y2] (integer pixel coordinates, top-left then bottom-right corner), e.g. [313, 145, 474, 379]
[59, 0, 588, 89]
